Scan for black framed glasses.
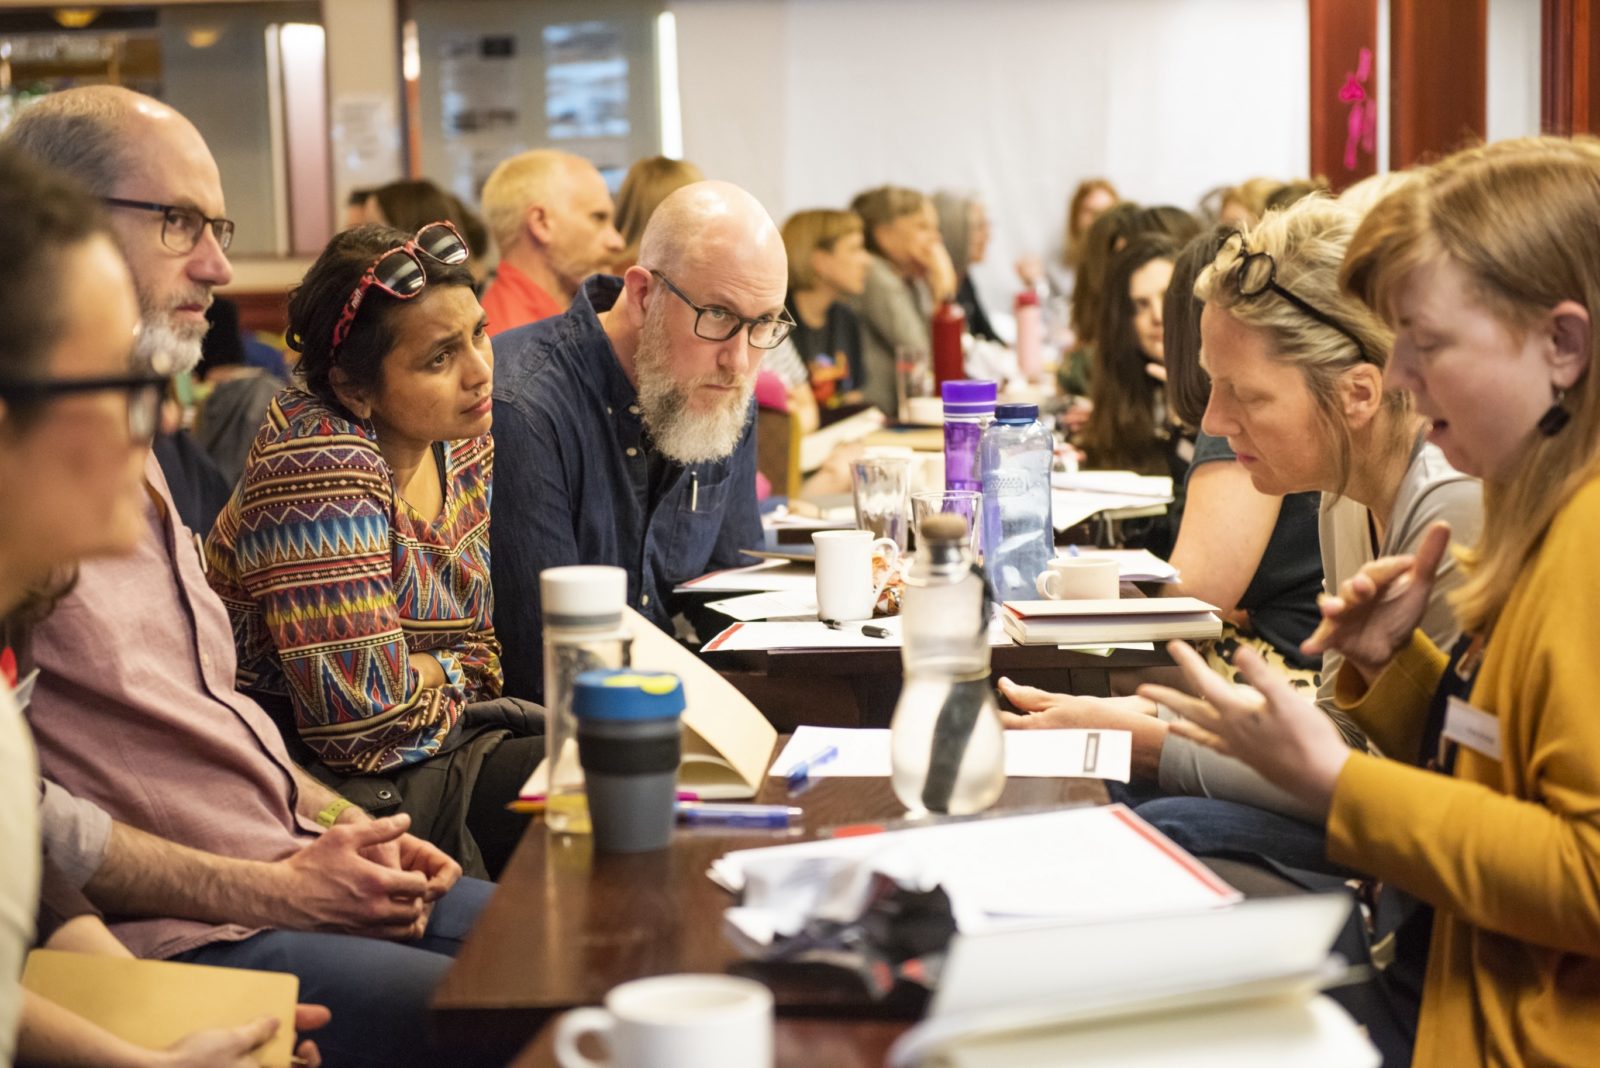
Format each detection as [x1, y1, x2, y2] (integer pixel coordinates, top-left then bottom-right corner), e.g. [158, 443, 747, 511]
[649, 269, 796, 349]
[0, 372, 170, 444]
[1225, 232, 1375, 364]
[103, 197, 236, 254]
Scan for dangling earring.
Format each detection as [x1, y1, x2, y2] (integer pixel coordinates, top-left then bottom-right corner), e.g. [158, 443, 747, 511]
[1538, 386, 1571, 437]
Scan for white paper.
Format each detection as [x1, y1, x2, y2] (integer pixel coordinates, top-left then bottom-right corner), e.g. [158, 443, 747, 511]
[713, 805, 1239, 943]
[770, 726, 1132, 782]
[1056, 642, 1156, 656]
[1052, 471, 1174, 498]
[675, 559, 815, 594]
[703, 590, 819, 621]
[1053, 489, 1172, 532]
[702, 617, 1014, 652]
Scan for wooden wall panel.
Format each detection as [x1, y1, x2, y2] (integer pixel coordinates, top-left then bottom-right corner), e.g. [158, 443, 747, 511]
[1391, 0, 1488, 167]
[1309, 0, 1380, 190]
[1544, 0, 1600, 133]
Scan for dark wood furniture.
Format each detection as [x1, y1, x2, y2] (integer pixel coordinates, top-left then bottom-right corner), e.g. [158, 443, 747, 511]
[707, 641, 1172, 731]
[433, 769, 1109, 1052]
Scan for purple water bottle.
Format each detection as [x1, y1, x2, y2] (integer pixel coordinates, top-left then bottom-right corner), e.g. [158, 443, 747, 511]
[943, 380, 997, 493]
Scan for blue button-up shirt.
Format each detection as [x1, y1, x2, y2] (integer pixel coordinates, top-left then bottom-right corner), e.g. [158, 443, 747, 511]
[489, 276, 763, 700]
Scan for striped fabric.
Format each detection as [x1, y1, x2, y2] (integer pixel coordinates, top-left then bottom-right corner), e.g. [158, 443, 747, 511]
[205, 388, 501, 774]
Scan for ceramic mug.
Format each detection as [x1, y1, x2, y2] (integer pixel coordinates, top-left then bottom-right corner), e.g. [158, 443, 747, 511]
[1035, 556, 1120, 600]
[813, 529, 900, 622]
[553, 973, 774, 1068]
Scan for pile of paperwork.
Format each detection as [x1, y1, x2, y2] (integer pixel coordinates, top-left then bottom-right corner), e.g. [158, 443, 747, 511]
[703, 616, 1013, 651]
[1051, 470, 1174, 532]
[770, 726, 1132, 782]
[712, 805, 1241, 948]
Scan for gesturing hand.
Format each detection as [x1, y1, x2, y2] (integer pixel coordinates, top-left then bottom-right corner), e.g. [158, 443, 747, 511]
[1302, 520, 1452, 686]
[394, 833, 462, 901]
[1138, 641, 1351, 818]
[276, 814, 431, 939]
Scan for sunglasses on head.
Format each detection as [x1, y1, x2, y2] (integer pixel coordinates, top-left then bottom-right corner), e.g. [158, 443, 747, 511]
[1224, 231, 1376, 365]
[329, 221, 470, 357]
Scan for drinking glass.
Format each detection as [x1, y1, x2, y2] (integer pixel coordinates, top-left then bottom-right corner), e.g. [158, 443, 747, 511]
[912, 489, 983, 556]
[851, 457, 912, 550]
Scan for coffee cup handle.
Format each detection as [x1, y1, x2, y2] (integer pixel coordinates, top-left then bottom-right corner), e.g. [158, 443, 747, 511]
[553, 1007, 615, 1067]
[1035, 570, 1060, 599]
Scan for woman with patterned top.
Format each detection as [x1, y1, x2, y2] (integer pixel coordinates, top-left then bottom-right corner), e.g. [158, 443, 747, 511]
[205, 222, 542, 879]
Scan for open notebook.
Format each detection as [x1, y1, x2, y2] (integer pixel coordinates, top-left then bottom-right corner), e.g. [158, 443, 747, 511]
[23, 950, 299, 1067]
[888, 894, 1377, 1068]
[518, 607, 777, 804]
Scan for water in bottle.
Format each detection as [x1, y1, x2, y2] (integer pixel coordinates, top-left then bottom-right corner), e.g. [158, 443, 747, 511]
[979, 403, 1054, 603]
[890, 513, 1005, 816]
[541, 566, 633, 834]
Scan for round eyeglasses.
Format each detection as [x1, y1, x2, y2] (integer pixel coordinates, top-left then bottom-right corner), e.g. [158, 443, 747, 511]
[103, 197, 236, 254]
[1226, 233, 1375, 365]
[329, 221, 471, 357]
[0, 372, 169, 444]
[649, 269, 796, 349]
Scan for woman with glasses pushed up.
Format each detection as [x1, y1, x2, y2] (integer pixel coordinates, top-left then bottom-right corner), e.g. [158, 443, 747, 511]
[1145, 137, 1600, 1068]
[204, 223, 542, 880]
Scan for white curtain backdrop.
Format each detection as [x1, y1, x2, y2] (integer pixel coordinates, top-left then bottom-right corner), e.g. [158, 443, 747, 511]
[669, 0, 1310, 333]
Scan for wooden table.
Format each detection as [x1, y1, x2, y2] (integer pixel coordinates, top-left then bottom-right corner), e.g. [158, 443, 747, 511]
[433, 771, 1110, 1056]
[706, 639, 1171, 731]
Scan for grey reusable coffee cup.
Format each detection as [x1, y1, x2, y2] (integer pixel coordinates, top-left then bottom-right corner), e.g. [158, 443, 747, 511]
[573, 668, 685, 853]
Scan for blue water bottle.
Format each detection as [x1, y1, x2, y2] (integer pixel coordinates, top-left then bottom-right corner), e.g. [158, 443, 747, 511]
[979, 403, 1054, 602]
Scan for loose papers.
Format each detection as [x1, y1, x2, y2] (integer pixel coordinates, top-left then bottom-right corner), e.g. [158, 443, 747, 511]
[770, 725, 1132, 782]
[712, 805, 1241, 946]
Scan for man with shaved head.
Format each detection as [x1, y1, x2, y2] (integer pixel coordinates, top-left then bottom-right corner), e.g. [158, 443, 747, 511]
[478, 148, 624, 334]
[491, 180, 789, 697]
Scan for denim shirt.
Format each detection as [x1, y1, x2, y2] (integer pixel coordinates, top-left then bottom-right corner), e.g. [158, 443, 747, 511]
[489, 276, 762, 700]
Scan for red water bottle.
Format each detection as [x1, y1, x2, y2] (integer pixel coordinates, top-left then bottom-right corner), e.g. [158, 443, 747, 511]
[932, 300, 967, 386]
[1014, 289, 1043, 381]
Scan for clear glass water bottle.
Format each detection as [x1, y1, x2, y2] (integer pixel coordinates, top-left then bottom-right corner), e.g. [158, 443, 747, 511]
[890, 513, 1005, 816]
[980, 403, 1054, 603]
[541, 565, 633, 834]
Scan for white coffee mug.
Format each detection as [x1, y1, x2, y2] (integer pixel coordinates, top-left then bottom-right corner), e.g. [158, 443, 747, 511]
[553, 973, 774, 1068]
[813, 529, 900, 622]
[1035, 556, 1120, 600]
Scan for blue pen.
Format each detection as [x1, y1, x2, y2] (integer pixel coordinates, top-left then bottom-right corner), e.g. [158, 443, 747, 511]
[677, 802, 803, 828]
[784, 744, 841, 790]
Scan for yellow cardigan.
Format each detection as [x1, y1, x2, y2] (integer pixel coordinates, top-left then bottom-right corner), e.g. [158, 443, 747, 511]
[1328, 475, 1600, 1067]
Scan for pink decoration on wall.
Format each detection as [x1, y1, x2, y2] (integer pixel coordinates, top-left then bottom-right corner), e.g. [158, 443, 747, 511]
[1337, 47, 1377, 172]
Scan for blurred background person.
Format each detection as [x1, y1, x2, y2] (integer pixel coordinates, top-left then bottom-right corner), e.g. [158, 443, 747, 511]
[612, 156, 704, 272]
[1018, 177, 1120, 301]
[1218, 176, 1283, 228]
[934, 191, 999, 343]
[781, 207, 869, 411]
[849, 184, 955, 416]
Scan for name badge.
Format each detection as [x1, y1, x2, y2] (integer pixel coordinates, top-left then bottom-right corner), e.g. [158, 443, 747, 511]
[1443, 696, 1501, 762]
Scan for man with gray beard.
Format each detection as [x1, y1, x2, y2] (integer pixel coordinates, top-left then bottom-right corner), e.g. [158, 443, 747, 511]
[491, 180, 789, 699]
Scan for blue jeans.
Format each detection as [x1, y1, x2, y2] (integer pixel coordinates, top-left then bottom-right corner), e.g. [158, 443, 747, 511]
[1133, 795, 1362, 881]
[174, 876, 505, 1068]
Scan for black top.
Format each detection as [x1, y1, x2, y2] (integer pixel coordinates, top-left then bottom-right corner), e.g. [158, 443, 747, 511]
[956, 275, 1000, 343]
[785, 296, 864, 403]
[1186, 432, 1323, 668]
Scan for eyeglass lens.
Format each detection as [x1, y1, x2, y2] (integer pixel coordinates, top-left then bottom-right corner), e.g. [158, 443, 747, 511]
[373, 249, 428, 297]
[693, 309, 791, 349]
[162, 209, 234, 254]
[415, 223, 470, 265]
[129, 383, 163, 443]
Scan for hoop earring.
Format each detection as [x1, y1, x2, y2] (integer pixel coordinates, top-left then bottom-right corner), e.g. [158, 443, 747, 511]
[1538, 387, 1571, 437]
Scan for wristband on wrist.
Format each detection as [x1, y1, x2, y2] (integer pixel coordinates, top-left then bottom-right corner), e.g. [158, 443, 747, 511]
[315, 798, 356, 829]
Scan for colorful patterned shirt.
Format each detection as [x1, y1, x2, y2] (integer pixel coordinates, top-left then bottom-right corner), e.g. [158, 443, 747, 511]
[205, 389, 501, 774]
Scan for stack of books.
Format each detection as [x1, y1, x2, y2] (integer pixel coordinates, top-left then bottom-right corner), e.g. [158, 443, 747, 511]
[1000, 597, 1222, 646]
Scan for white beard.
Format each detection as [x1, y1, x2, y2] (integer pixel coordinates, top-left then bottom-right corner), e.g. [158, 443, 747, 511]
[635, 309, 755, 464]
[134, 316, 205, 376]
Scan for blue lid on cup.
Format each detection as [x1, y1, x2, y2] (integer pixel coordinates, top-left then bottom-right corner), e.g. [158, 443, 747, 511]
[995, 402, 1039, 424]
[573, 669, 686, 721]
[941, 379, 997, 417]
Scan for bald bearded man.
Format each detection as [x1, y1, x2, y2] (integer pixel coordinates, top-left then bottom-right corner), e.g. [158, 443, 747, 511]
[490, 181, 793, 697]
[479, 148, 624, 334]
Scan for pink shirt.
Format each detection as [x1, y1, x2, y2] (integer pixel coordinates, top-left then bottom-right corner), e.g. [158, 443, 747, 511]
[27, 454, 319, 959]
